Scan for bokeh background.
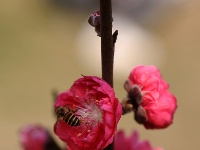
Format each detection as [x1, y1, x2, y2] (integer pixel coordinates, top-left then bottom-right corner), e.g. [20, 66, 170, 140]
[0, 0, 200, 149]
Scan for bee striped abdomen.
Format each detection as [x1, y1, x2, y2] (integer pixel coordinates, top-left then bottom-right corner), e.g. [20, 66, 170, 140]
[63, 112, 80, 126]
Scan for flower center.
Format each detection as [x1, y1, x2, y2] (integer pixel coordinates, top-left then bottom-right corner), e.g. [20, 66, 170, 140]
[71, 95, 103, 137]
[77, 100, 102, 126]
[73, 95, 103, 131]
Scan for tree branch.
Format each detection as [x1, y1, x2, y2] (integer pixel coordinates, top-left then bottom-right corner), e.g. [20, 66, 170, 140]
[100, 0, 114, 149]
[100, 0, 114, 87]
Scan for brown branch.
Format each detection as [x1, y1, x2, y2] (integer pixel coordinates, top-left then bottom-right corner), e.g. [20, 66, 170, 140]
[100, 0, 115, 149]
[100, 0, 114, 87]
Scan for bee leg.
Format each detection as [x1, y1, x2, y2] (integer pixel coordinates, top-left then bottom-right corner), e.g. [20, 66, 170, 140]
[63, 104, 71, 112]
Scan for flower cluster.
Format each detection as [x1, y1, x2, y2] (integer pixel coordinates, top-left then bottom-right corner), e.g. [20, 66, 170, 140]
[19, 65, 177, 149]
[54, 76, 122, 150]
[17, 0, 178, 147]
[114, 130, 163, 150]
[123, 65, 177, 129]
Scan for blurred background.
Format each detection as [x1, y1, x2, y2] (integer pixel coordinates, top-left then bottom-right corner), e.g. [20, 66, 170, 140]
[0, 0, 200, 149]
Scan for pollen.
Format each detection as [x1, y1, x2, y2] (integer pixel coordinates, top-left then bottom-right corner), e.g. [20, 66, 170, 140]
[72, 104, 76, 110]
[87, 130, 91, 132]
[95, 100, 99, 104]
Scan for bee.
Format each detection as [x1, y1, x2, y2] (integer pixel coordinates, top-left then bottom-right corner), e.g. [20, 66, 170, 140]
[55, 105, 81, 126]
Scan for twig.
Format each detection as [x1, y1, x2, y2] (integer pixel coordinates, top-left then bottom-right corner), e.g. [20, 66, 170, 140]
[100, 0, 115, 149]
[100, 0, 114, 87]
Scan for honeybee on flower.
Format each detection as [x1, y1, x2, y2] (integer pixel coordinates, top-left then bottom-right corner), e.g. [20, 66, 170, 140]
[55, 105, 81, 126]
[54, 76, 122, 150]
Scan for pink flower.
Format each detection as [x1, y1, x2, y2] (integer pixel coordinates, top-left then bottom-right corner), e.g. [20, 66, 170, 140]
[124, 65, 177, 129]
[54, 76, 122, 150]
[19, 125, 49, 150]
[114, 130, 163, 150]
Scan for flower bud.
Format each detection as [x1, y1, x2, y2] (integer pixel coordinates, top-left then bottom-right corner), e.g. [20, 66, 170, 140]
[125, 65, 177, 129]
[114, 130, 163, 150]
[88, 11, 114, 37]
[19, 125, 49, 150]
[19, 124, 61, 150]
[88, 11, 101, 36]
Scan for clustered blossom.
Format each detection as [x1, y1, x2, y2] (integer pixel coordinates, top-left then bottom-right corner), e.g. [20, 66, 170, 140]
[54, 76, 122, 150]
[124, 65, 177, 129]
[19, 124, 49, 150]
[114, 130, 163, 150]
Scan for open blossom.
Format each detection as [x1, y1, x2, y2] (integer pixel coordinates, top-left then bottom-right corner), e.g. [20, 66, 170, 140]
[54, 76, 122, 150]
[19, 125, 49, 150]
[114, 130, 163, 150]
[124, 65, 177, 129]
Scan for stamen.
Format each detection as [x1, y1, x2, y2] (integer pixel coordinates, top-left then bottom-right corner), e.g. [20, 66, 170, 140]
[71, 94, 102, 136]
[95, 100, 99, 103]
[77, 124, 90, 137]
[75, 105, 88, 112]
[73, 97, 86, 108]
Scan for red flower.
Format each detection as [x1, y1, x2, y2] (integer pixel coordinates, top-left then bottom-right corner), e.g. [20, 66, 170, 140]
[54, 76, 122, 150]
[19, 125, 49, 150]
[114, 130, 163, 150]
[125, 65, 177, 129]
